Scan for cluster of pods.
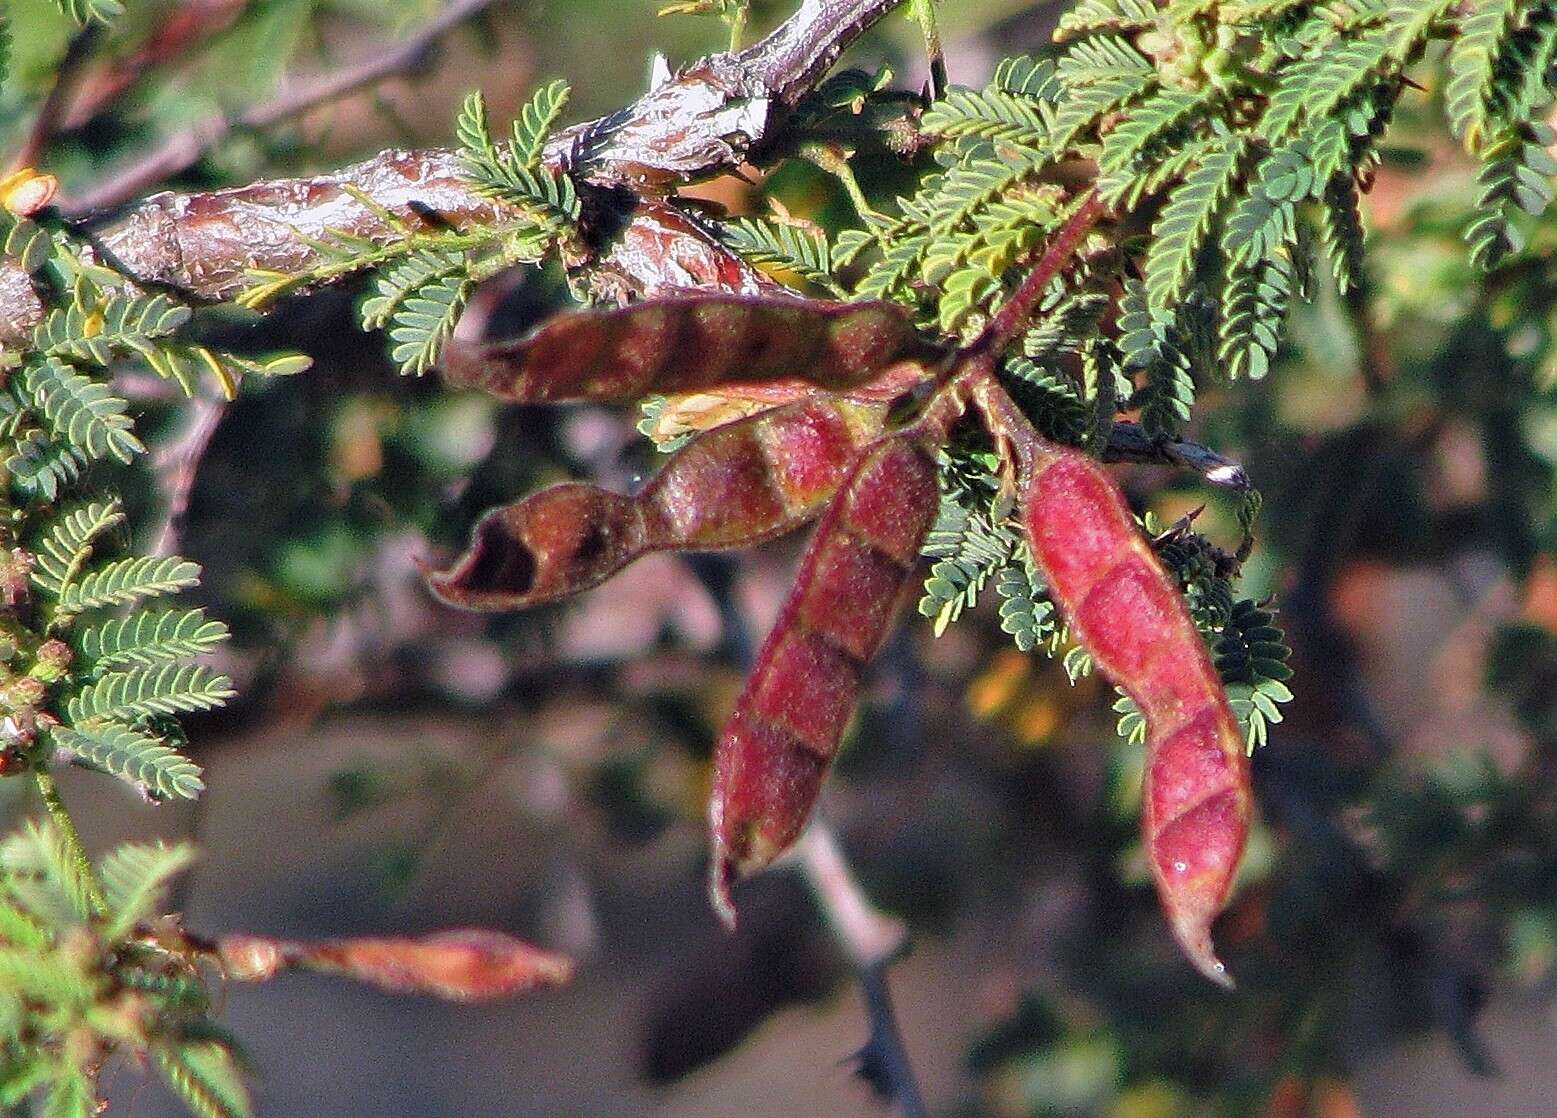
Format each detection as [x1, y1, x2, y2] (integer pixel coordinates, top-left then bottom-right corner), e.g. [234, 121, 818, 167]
[431, 291, 1251, 985]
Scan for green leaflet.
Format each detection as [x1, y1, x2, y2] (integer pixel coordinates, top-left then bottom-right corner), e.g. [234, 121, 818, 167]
[0, 212, 51, 273]
[1315, 173, 1367, 294]
[1, 822, 97, 924]
[1219, 248, 1295, 381]
[1145, 138, 1247, 314]
[1446, 0, 1527, 151]
[47, 723, 205, 802]
[50, 0, 123, 25]
[1056, 0, 1158, 38]
[6, 430, 89, 502]
[17, 359, 143, 466]
[455, 88, 580, 222]
[155, 1042, 252, 1118]
[75, 608, 230, 670]
[55, 555, 201, 613]
[921, 82, 1054, 148]
[1467, 121, 1557, 269]
[97, 839, 197, 937]
[720, 217, 843, 295]
[29, 500, 125, 597]
[1215, 599, 1295, 752]
[66, 663, 235, 723]
[919, 491, 1014, 635]
[1097, 87, 1222, 204]
[995, 559, 1058, 654]
[33, 292, 191, 366]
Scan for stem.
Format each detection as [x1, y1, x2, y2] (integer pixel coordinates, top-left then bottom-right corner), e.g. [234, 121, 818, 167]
[33, 762, 108, 915]
[8, 25, 101, 172]
[152, 397, 228, 557]
[922, 189, 1109, 474]
[801, 142, 879, 219]
[1103, 421, 1250, 489]
[729, 0, 750, 51]
[795, 823, 904, 969]
[978, 190, 1107, 359]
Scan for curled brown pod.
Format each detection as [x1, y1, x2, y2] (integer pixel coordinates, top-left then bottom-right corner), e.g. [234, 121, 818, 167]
[427, 398, 888, 610]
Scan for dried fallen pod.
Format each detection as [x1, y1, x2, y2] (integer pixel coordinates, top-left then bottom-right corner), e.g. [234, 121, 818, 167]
[216, 928, 574, 1001]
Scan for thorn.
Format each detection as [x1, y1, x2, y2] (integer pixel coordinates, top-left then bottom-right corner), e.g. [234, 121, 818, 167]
[648, 52, 673, 90]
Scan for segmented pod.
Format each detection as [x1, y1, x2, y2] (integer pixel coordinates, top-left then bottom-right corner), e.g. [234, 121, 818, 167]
[709, 434, 940, 923]
[1020, 447, 1250, 985]
[428, 398, 888, 610]
[439, 295, 937, 403]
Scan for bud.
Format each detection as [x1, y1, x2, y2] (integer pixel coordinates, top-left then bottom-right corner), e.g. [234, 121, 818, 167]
[5, 676, 46, 708]
[0, 549, 32, 608]
[30, 639, 72, 683]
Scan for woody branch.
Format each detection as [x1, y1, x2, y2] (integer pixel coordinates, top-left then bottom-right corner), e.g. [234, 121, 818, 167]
[0, 0, 905, 347]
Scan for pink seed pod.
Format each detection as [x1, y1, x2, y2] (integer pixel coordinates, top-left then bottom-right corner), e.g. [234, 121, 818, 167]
[709, 434, 940, 924]
[217, 928, 573, 1002]
[1022, 449, 1250, 986]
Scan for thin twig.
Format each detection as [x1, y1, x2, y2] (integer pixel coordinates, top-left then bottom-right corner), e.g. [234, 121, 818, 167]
[794, 824, 927, 1118]
[60, 0, 250, 132]
[64, 0, 503, 214]
[33, 763, 108, 915]
[793, 823, 905, 969]
[9, 25, 102, 172]
[909, 0, 947, 101]
[979, 191, 1107, 358]
[152, 396, 228, 557]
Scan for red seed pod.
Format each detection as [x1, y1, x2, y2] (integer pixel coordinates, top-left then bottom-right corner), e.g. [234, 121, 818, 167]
[1022, 448, 1250, 986]
[709, 434, 940, 923]
[439, 294, 937, 403]
[217, 928, 573, 1002]
[427, 398, 887, 610]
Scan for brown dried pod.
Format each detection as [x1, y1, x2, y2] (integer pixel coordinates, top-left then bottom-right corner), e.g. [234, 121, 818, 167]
[439, 295, 939, 403]
[427, 397, 889, 610]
